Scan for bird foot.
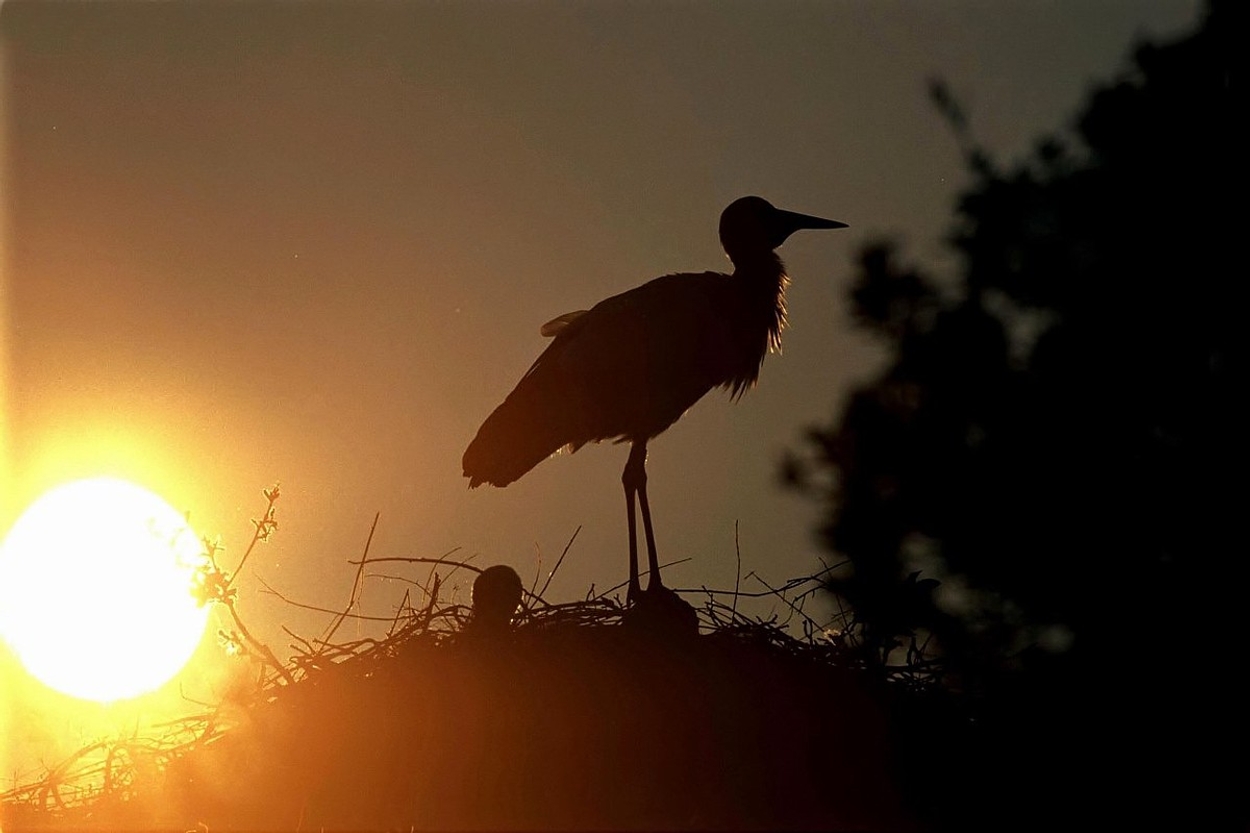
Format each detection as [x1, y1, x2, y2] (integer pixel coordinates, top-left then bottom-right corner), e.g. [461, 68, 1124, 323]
[622, 585, 698, 638]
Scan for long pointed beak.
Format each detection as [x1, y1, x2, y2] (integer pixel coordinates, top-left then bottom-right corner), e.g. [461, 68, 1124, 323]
[778, 208, 848, 232]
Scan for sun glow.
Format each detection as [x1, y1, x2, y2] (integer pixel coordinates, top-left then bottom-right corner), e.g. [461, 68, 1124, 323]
[0, 478, 210, 702]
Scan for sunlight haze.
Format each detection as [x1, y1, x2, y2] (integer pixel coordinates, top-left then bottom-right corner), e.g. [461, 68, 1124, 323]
[0, 0, 1201, 790]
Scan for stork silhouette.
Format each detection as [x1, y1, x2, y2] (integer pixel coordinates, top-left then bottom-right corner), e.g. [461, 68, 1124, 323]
[463, 196, 846, 603]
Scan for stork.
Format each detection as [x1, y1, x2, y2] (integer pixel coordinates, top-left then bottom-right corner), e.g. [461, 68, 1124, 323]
[463, 196, 846, 603]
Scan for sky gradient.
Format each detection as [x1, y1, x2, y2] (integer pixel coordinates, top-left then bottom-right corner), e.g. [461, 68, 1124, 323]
[1, 1, 1200, 656]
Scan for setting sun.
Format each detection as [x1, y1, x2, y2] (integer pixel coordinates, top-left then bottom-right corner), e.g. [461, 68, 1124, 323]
[0, 477, 210, 702]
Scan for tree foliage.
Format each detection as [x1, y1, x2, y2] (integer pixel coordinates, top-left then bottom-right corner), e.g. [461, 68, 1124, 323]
[786, 3, 1242, 825]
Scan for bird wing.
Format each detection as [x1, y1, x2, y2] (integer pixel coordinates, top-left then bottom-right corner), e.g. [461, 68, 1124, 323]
[463, 271, 742, 487]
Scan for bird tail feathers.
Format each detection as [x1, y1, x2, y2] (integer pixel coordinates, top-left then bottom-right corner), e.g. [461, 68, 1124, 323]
[462, 374, 584, 487]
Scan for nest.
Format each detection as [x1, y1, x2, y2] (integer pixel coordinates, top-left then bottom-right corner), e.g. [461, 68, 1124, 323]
[2, 496, 936, 831]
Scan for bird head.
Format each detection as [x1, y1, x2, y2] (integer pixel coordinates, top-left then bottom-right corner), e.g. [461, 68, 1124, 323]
[719, 196, 846, 263]
[470, 564, 523, 632]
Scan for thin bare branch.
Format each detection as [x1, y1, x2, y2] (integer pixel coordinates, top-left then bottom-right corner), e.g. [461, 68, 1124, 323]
[537, 526, 581, 600]
[321, 512, 381, 647]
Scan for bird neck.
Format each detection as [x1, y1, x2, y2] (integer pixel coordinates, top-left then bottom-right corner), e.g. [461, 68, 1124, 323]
[732, 250, 789, 351]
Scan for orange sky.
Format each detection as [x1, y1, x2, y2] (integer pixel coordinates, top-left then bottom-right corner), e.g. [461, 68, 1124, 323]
[1, 1, 1200, 660]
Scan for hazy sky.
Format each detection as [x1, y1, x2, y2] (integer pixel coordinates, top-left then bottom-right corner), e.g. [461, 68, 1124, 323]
[1, 1, 1200, 650]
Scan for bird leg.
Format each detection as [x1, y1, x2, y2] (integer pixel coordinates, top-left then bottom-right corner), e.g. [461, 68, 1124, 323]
[623, 440, 662, 604]
[624, 456, 642, 603]
[637, 469, 662, 592]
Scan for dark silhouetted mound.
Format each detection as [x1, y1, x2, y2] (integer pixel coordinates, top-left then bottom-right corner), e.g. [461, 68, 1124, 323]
[8, 605, 916, 831]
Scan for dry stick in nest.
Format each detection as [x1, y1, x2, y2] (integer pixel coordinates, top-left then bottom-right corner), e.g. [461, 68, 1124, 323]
[741, 572, 820, 632]
[317, 511, 380, 651]
[6, 728, 199, 814]
[257, 576, 399, 624]
[733, 520, 743, 621]
[678, 565, 857, 657]
[535, 525, 581, 602]
[2, 707, 226, 810]
[703, 567, 945, 684]
[261, 560, 470, 674]
[591, 556, 694, 601]
[258, 522, 870, 679]
[387, 587, 414, 638]
[13, 735, 129, 805]
[220, 597, 293, 688]
[684, 562, 850, 624]
[348, 552, 480, 582]
[258, 577, 466, 633]
[31, 741, 108, 810]
[341, 553, 493, 619]
[282, 543, 615, 640]
[268, 512, 439, 676]
[813, 553, 858, 639]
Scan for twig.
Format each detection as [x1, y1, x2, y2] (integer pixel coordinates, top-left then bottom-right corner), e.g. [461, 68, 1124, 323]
[321, 512, 381, 648]
[345, 548, 469, 569]
[743, 572, 824, 634]
[537, 526, 581, 600]
[732, 520, 742, 620]
[364, 571, 425, 587]
[386, 588, 412, 638]
[529, 541, 542, 598]
[222, 596, 295, 687]
[594, 557, 693, 599]
[223, 484, 280, 592]
[257, 575, 398, 622]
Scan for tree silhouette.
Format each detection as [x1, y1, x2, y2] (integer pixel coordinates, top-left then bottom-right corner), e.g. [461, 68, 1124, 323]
[785, 2, 1242, 827]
